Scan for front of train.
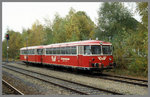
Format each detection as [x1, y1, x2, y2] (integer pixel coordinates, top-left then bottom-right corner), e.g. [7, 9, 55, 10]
[83, 41, 116, 71]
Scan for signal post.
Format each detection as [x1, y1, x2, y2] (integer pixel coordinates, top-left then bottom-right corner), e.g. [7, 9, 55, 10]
[6, 33, 9, 62]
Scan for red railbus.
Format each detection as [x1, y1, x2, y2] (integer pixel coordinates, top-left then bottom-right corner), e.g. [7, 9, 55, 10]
[20, 40, 116, 72]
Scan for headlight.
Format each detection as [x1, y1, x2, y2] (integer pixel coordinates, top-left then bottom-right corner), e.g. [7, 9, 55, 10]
[109, 58, 112, 61]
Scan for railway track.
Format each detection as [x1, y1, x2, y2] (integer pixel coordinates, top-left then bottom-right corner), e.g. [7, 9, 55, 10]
[73, 72, 148, 87]
[2, 79, 24, 95]
[2, 65, 123, 95]
[3, 61, 148, 87]
[68, 72, 148, 87]
[97, 73, 148, 87]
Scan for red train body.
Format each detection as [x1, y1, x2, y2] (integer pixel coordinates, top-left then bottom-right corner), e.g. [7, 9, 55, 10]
[20, 40, 116, 72]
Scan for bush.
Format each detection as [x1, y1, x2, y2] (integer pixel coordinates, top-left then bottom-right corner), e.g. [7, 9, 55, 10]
[128, 57, 147, 76]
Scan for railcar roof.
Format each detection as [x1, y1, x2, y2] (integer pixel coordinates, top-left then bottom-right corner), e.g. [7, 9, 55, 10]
[20, 45, 44, 50]
[45, 40, 112, 48]
[20, 40, 112, 50]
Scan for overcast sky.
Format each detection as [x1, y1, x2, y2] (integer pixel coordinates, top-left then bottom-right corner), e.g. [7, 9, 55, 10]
[2, 2, 141, 40]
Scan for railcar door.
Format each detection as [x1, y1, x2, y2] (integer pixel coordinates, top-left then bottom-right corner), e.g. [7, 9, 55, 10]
[37, 49, 43, 64]
[78, 46, 84, 67]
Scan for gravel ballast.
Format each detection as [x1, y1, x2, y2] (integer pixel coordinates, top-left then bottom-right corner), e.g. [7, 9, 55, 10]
[2, 82, 18, 95]
[2, 62, 148, 95]
[2, 68, 79, 95]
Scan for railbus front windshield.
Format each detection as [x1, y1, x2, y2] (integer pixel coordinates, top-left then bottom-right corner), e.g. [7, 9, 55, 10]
[84, 45, 112, 55]
[102, 45, 112, 55]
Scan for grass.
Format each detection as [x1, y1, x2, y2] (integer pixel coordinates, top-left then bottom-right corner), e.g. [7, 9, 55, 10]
[105, 68, 148, 80]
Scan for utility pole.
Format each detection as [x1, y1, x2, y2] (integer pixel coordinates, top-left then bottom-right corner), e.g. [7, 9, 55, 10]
[26, 37, 28, 64]
[6, 33, 9, 62]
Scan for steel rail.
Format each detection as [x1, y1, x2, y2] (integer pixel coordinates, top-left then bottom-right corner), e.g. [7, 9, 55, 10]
[80, 73, 148, 87]
[98, 76, 148, 87]
[3, 66, 87, 95]
[102, 73, 148, 82]
[2, 79, 24, 95]
[3, 65, 123, 95]
[3, 62, 148, 87]
[74, 73, 148, 87]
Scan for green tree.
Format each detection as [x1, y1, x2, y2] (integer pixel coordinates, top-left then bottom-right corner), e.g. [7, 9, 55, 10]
[65, 8, 80, 41]
[136, 2, 148, 28]
[65, 8, 95, 41]
[2, 30, 23, 60]
[133, 2, 148, 76]
[75, 11, 95, 40]
[96, 2, 138, 41]
[28, 20, 45, 46]
[43, 27, 53, 45]
[43, 18, 53, 45]
[96, 2, 138, 68]
[52, 13, 67, 43]
[52, 8, 95, 43]
[96, 2, 148, 76]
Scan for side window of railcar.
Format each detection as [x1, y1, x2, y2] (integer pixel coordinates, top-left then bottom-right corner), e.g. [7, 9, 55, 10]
[84, 46, 92, 55]
[24, 50, 26, 54]
[28, 49, 34, 54]
[65, 47, 67, 54]
[24, 50, 27, 54]
[23, 50, 25, 54]
[29, 50, 30, 54]
[31, 50, 33, 54]
[56, 48, 60, 54]
[46, 48, 49, 54]
[25, 50, 27, 54]
[27, 50, 29, 54]
[28, 50, 30, 54]
[53, 48, 56, 54]
[60, 47, 62, 54]
[21, 50, 23, 54]
[33, 49, 35, 54]
[71, 46, 77, 54]
[60, 48, 62, 54]
[37, 49, 43, 55]
[61, 47, 66, 54]
[26, 50, 27, 54]
[37, 49, 40, 55]
[24, 50, 25, 54]
[46, 48, 51, 54]
[50, 48, 53, 54]
[66, 47, 70, 54]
